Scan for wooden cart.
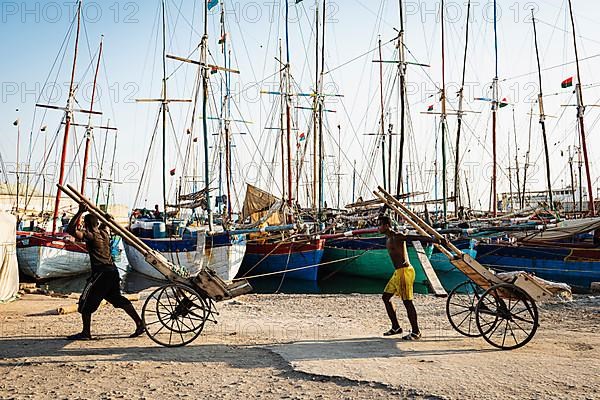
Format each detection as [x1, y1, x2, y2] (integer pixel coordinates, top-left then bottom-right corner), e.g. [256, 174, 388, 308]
[374, 187, 555, 350]
[59, 184, 252, 347]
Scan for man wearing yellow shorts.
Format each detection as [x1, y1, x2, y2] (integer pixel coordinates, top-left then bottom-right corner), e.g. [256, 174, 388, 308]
[379, 214, 421, 340]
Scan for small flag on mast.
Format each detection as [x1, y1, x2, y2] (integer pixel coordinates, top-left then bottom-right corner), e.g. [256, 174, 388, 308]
[499, 98, 509, 108]
[299, 132, 306, 141]
[427, 104, 434, 112]
[561, 77, 573, 88]
[169, 168, 176, 176]
[208, 0, 218, 10]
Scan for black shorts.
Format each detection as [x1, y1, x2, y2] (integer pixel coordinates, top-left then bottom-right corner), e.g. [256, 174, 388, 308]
[78, 269, 131, 314]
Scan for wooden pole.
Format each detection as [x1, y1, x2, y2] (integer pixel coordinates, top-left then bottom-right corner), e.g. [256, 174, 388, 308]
[454, 0, 471, 209]
[512, 108, 522, 207]
[202, 0, 214, 230]
[285, 0, 293, 210]
[378, 37, 386, 191]
[569, 146, 576, 211]
[318, 0, 326, 214]
[161, 0, 168, 222]
[531, 10, 554, 211]
[313, 3, 319, 211]
[80, 36, 103, 196]
[52, 1, 81, 234]
[440, 0, 448, 224]
[567, 0, 595, 215]
[396, 0, 406, 196]
[491, 0, 498, 217]
[279, 40, 286, 201]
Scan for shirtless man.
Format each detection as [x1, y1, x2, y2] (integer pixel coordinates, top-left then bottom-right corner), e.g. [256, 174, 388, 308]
[379, 214, 421, 340]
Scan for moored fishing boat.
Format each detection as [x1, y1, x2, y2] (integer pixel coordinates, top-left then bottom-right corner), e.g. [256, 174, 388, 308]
[321, 235, 431, 293]
[124, 221, 245, 281]
[240, 238, 325, 281]
[16, 3, 116, 280]
[17, 232, 89, 280]
[475, 218, 600, 291]
[125, 0, 246, 282]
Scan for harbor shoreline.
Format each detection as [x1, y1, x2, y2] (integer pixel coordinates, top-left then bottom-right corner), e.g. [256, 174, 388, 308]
[1, 292, 599, 399]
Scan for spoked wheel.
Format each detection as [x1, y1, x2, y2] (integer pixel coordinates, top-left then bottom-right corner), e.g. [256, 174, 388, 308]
[475, 283, 539, 350]
[142, 283, 210, 347]
[446, 280, 488, 337]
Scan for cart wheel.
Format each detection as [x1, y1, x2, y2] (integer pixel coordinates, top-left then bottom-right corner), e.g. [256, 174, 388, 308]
[142, 283, 210, 347]
[475, 283, 539, 350]
[446, 280, 486, 337]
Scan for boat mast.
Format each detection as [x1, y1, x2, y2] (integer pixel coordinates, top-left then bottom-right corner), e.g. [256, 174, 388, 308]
[396, 0, 406, 196]
[491, 0, 498, 217]
[531, 9, 554, 211]
[221, 6, 232, 221]
[512, 108, 522, 208]
[521, 103, 533, 208]
[52, 1, 81, 233]
[201, 0, 214, 231]
[318, 0, 326, 214]
[568, 146, 576, 211]
[15, 119, 20, 218]
[279, 40, 286, 201]
[284, 0, 293, 212]
[312, 2, 319, 210]
[578, 147, 583, 212]
[161, 0, 168, 221]
[336, 124, 341, 209]
[508, 127, 513, 211]
[440, 0, 448, 224]
[80, 36, 103, 196]
[352, 160, 356, 203]
[454, 0, 471, 209]
[378, 37, 387, 191]
[567, 0, 595, 215]
[95, 122, 109, 205]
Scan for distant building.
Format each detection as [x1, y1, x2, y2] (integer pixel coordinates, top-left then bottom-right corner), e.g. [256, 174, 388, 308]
[499, 186, 598, 213]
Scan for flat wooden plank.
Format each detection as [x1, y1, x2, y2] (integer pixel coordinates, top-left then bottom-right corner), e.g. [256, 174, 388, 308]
[412, 241, 447, 297]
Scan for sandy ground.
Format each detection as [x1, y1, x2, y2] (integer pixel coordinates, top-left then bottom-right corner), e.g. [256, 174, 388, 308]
[1, 291, 599, 400]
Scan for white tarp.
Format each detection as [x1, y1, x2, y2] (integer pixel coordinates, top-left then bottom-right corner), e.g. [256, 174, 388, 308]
[0, 213, 19, 302]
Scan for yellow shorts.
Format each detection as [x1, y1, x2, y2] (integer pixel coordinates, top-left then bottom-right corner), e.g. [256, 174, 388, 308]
[384, 266, 415, 301]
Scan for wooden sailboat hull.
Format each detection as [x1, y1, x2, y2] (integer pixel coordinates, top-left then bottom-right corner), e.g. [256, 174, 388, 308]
[475, 242, 600, 291]
[238, 239, 325, 281]
[124, 231, 245, 281]
[321, 236, 430, 294]
[16, 233, 90, 280]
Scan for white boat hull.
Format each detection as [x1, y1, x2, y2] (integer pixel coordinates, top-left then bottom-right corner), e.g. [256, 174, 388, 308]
[124, 232, 244, 281]
[17, 239, 90, 280]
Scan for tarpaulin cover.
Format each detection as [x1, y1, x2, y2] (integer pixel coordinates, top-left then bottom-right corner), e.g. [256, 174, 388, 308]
[515, 217, 600, 243]
[0, 213, 19, 303]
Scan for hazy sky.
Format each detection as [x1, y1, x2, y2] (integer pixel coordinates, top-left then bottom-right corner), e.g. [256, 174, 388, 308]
[2, 0, 600, 213]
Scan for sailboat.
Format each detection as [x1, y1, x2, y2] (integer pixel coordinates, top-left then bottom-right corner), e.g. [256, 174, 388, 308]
[474, 4, 600, 292]
[235, 1, 328, 283]
[124, 0, 245, 281]
[317, 0, 440, 292]
[17, 2, 115, 280]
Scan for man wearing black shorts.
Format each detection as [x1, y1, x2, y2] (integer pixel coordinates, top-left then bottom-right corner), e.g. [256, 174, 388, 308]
[66, 204, 144, 340]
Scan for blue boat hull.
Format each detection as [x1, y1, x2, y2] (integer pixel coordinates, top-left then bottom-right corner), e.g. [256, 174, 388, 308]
[238, 240, 325, 281]
[476, 243, 600, 290]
